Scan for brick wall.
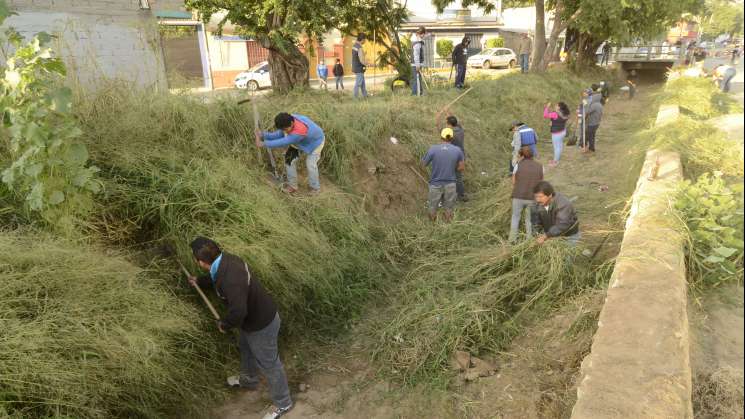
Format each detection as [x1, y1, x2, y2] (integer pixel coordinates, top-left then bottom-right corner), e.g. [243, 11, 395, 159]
[4, 0, 167, 91]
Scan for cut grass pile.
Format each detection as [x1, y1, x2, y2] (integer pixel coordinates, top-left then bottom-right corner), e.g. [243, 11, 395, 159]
[0, 233, 223, 418]
[374, 214, 608, 385]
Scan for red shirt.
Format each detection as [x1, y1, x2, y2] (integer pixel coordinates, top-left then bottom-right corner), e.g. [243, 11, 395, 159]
[288, 120, 308, 137]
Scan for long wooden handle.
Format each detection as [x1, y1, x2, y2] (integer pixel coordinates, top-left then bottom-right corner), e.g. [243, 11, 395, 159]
[178, 261, 221, 321]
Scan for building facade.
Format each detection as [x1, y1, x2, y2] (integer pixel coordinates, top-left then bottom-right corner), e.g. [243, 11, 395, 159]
[2, 0, 186, 91]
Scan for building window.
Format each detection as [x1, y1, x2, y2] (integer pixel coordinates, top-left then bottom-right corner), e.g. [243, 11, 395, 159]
[139, 0, 150, 9]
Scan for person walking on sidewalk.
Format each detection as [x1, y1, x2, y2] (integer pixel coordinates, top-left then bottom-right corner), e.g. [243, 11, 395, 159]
[188, 237, 293, 419]
[422, 127, 465, 223]
[543, 101, 571, 166]
[517, 33, 532, 73]
[316, 60, 328, 90]
[531, 181, 581, 246]
[255, 112, 325, 195]
[352, 33, 368, 98]
[509, 146, 543, 242]
[452, 36, 470, 89]
[333, 58, 345, 90]
[583, 88, 603, 153]
[411, 26, 427, 96]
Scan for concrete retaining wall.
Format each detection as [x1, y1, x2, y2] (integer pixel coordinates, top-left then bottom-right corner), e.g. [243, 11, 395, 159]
[571, 106, 693, 419]
[4, 0, 167, 91]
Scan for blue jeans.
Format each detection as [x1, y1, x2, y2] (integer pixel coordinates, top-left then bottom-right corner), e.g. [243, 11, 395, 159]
[565, 232, 581, 247]
[455, 64, 466, 88]
[353, 73, 367, 97]
[411, 67, 424, 96]
[720, 72, 736, 92]
[286, 144, 322, 191]
[238, 313, 292, 409]
[519, 54, 529, 73]
[551, 131, 566, 162]
[335, 76, 344, 90]
[509, 198, 534, 242]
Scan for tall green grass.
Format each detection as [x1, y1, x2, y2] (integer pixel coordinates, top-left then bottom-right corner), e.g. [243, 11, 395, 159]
[654, 75, 745, 290]
[0, 233, 224, 418]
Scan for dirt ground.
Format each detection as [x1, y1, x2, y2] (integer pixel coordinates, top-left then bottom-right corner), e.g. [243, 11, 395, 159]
[689, 285, 745, 419]
[214, 85, 662, 419]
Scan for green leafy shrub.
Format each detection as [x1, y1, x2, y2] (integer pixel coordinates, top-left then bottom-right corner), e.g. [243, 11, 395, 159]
[0, 11, 99, 230]
[485, 37, 504, 48]
[675, 173, 744, 289]
[436, 39, 454, 60]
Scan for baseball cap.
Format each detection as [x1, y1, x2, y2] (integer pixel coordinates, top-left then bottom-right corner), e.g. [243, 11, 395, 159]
[440, 127, 454, 139]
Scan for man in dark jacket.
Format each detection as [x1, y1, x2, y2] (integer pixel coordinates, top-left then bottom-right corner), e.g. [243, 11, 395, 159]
[531, 181, 580, 246]
[333, 58, 344, 90]
[188, 237, 293, 419]
[452, 36, 470, 89]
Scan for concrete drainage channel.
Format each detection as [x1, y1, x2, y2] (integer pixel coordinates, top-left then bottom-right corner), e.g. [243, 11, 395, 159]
[570, 104, 695, 418]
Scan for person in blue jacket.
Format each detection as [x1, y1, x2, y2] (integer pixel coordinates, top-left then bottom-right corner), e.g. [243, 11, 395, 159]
[255, 113, 325, 194]
[316, 60, 328, 90]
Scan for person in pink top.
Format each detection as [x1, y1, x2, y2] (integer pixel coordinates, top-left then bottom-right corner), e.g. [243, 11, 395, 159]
[543, 102, 571, 166]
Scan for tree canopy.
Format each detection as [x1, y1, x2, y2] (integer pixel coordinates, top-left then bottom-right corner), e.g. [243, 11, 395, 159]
[701, 0, 744, 40]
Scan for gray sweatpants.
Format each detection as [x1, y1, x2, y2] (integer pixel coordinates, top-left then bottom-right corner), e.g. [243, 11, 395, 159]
[238, 313, 292, 409]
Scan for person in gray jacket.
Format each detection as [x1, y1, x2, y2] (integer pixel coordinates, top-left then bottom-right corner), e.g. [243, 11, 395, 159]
[583, 89, 604, 153]
[411, 26, 426, 96]
[531, 181, 580, 246]
[352, 33, 368, 98]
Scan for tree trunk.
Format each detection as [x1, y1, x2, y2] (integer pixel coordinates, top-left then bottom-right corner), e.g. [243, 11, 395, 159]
[531, 0, 547, 71]
[571, 32, 602, 71]
[266, 45, 309, 93]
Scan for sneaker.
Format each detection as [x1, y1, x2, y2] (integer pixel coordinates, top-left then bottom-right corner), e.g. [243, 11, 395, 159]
[308, 188, 321, 196]
[261, 403, 294, 419]
[458, 195, 469, 202]
[226, 375, 258, 390]
[282, 185, 298, 194]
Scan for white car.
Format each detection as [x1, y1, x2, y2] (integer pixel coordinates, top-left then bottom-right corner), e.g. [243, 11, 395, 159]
[234, 61, 271, 90]
[467, 48, 517, 69]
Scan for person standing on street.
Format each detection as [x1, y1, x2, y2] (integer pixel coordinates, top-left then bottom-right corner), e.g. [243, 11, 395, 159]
[531, 181, 581, 246]
[543, 101, 571, 166]
[601, 42, 612, 66]
[352, 33, 368, 98]
[421, 127, 465, 223]
[517, 33, 532, 73]
[316, 60, 328, 90]
[509, 146, 543, 242]
[411, 26, 427, 96]
[452, 36, 470, 89]
[333, 58, 345, 90]
[255, 112, 325, 195]
[626, 69, 638, 99]
[188, 237, 293, 419]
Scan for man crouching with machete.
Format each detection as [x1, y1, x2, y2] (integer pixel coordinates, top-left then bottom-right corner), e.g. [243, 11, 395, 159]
[187, 237, 293, 419]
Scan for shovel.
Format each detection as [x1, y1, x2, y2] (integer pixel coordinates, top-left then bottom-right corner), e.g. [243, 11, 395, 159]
[238, 98, 284, 185]
[177, 261, 220, 321]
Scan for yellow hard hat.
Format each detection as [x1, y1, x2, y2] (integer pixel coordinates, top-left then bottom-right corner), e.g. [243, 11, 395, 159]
[440, 127, 454, 139]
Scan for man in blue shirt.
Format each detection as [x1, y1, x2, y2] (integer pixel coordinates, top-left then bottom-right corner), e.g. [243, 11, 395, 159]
[316, 60, 328, 90]
[422, 127, 465, 223]
[255, 113, 325, 194]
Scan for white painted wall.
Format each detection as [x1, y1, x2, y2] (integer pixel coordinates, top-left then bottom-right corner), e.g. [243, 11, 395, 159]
[3, 1, 167, 91]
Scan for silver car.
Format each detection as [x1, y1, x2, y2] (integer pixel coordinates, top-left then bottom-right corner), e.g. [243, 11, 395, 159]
[467, 48, 517, 69]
